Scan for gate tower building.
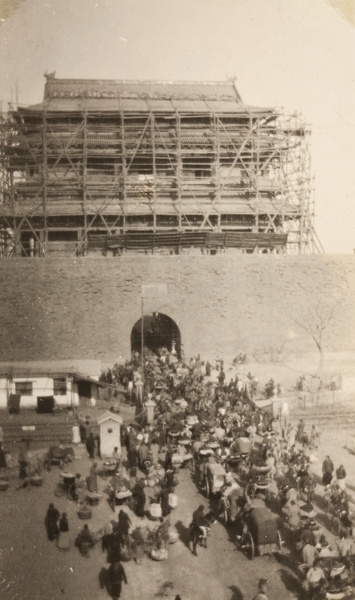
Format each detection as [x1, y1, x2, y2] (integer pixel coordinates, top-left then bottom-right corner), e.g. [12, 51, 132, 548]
[0, 75, 321, 258]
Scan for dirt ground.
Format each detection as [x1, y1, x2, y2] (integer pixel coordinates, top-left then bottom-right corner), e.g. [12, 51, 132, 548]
[0, 445, 301, 600]
[1, 352, 355, 600]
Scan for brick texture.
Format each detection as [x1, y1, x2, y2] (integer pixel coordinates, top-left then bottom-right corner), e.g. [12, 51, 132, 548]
[1, 255, 354, 364]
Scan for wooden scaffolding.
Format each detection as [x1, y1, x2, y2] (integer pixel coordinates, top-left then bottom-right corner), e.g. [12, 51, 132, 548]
[0, 76, 322, 257]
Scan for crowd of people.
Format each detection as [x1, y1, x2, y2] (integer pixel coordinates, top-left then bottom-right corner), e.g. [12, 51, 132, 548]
[1, 345, 353, 600]
[96, 346, 353, 600]
[97, 347, 353, 599]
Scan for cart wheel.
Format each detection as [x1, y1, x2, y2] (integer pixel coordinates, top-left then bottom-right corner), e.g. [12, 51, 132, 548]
[55, 483, 65, 497]
[205, 478, 210, 498]
[333, 517, 341, 537]
[242, 531, 254, 560]
[277, 530, 283, 554]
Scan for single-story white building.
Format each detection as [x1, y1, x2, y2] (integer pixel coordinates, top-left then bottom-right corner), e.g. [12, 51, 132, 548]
[0, 361, 104, 411]
[98, 411, 123, 458]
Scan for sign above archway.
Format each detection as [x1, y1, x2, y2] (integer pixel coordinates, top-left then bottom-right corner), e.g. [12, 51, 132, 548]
[141, 283, 167, 298]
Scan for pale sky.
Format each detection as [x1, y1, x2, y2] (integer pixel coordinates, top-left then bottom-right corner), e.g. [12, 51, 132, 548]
[0, 0, 354, 253]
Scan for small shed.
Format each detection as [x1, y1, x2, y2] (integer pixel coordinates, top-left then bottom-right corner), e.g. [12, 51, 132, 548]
[98, 411, 123, 458]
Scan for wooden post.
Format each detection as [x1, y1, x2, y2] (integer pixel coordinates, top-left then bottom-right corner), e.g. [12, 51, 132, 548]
[216, 114, 221, 231]
[82, 112, 88, 255]
[176, 112, 182, 232]
[121, 112, 127, 233]
[42, 110, 48, 256]
[141, 295, 144, 388]
[150, 112, 157, 235]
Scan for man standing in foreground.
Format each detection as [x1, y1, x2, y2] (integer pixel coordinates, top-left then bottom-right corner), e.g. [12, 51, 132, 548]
[108, 561, 128, 600]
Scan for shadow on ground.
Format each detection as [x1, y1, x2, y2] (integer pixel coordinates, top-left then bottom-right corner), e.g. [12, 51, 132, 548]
[278, 567, 303, 599]
[175, 519, 192, 552]
[228, 584, 245, 600]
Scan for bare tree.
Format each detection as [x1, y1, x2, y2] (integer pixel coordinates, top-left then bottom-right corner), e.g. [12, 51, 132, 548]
[293, 299, 340, 376]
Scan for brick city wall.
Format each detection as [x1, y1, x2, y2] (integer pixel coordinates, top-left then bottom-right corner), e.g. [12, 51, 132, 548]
[0, 255, 354, 368]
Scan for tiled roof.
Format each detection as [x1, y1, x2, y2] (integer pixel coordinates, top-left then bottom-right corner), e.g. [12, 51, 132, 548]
[18, 77, 274, 115]
[22, 98, 273, 115]
[44, 78, 242, 101]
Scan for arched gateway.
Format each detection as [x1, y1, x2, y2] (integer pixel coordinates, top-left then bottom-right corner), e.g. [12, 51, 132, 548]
[131, 313, 181, 357]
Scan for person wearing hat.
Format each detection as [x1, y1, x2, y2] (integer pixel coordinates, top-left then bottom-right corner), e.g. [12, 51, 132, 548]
[283, 499, 301, 531]
[74, 473, 86, 506]
[117, 509, 131, 538]
[57, 512, 70, 552]
[191, 504, 207, 528]
[127, 443, 138, 478]
[322, 455, 334, 486]
[302, 540, 318, 567]
[132, 478, 146, 517]
[304, 558, 327, 595]
[335, 464, 347, 491]
[337, 529, 355, 558]
[108, 560, 128, 600]
[112, 447, 121, 469]
[109, 472, 122, 512]
[87, 462, 98, 493]
[75, 523, 94, 558]
[252, 578, 269, 600]
[150, 437, 160, 465]
[85, 432, 96, 459]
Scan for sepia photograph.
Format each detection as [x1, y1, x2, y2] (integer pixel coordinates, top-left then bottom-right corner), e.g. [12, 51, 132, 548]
[0, 1, 354, 599]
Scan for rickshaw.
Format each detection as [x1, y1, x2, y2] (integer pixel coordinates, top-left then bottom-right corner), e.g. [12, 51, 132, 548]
[205, 462, 227, 497]
[225, 437, 251, 473]
[237, 506, 283, 560]
[55, 471, 77, 499]
[324, 483, 353, 536]
[246, 465, 271, 501]
[220, 481, 249, 524]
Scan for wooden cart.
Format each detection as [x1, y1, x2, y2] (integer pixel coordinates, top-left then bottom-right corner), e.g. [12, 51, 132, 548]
[205, 462, 227, 497]
[238, 506, 282, 560]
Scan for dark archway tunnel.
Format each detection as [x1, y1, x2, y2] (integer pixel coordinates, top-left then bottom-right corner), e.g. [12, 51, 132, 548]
[131, 312, 181, 357]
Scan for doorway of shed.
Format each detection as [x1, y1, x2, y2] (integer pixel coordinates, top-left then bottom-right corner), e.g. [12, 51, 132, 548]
[131, 313, 181, 357]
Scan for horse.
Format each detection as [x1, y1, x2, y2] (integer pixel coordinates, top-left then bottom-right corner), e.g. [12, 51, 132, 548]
[189, 511, 216, 556]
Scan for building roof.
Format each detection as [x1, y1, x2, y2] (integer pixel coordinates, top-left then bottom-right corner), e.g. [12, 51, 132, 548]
[0, 360, 104, 384]
[0, 360, 101, 375]
[19, 76, 275, 116]
[44, 77, 244, 101]
[98, 410, 123, 425]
